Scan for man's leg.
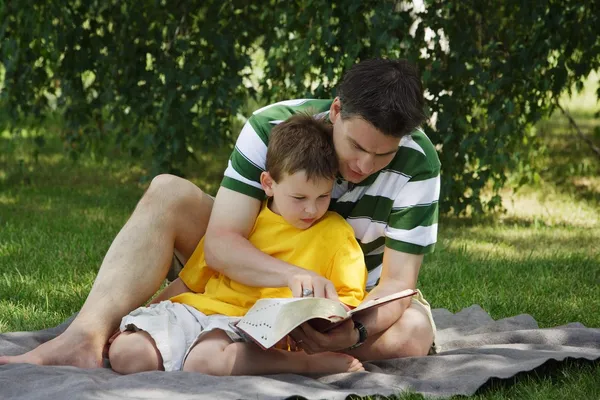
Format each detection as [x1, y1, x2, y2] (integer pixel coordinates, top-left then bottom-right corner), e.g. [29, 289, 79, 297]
[0, 174, 213, 368]
[344, 303, 434, 361]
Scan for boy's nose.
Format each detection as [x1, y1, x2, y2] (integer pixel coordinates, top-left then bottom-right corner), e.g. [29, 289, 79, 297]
[304, 203, 317, 214]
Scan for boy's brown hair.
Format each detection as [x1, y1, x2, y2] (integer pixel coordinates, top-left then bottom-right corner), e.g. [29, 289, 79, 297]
[265, 113, 338, 183]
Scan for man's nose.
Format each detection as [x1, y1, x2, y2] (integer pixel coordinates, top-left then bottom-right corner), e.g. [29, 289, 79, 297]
[357, 154, 375, 175]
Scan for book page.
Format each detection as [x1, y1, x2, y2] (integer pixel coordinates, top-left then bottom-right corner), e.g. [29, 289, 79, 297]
[236, 297, 348, 349]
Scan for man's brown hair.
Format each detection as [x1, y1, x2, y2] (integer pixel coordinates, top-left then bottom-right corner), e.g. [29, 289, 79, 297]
[265, 113, 338, 183]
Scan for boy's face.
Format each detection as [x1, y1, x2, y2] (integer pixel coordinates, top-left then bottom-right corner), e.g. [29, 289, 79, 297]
[261, 170, 334, 230]
[329, 98, 400, 183]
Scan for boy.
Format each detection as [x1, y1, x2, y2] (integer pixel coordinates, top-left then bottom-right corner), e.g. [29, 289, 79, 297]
[108, 114, 368, 376]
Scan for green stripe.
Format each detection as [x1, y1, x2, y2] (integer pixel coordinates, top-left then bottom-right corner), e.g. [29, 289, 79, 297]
[386, 130, 440, 180]
[388, 202, 439, 230]
[247, 116, 270, 147]
[221, 176, 265, 200]
[329, 199, 355, 219]
[389, 147, 432, 178]
[365, 253, 383, 271]
[385, 239, 436, 255]
[359, 237, 386, 255]
[230, 148, 264, 182]
[412, 129, 441, 169]
[349, 195, 393, 222]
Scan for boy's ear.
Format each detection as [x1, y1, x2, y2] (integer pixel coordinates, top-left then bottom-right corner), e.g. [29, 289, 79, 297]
[260, 171, 275, 197]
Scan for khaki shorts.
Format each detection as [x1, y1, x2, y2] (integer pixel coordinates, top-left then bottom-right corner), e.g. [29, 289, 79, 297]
[120, 301, 243, 371]
[410, 289, 437, 355]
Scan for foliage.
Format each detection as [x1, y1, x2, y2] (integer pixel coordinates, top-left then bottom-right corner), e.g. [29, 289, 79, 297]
[1, 0, 599, 214]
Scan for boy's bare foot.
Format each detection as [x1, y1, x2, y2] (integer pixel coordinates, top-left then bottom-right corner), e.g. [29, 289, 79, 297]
[0, 329, 104, 368]
[305, 352, 365, 374]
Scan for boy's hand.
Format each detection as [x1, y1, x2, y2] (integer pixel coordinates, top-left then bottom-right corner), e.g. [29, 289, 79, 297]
[287, 271, 339, 300]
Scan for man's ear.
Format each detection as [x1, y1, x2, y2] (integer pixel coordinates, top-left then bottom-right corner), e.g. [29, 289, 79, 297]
[329, 97, 342, 124]
[260, 171, 275, 197]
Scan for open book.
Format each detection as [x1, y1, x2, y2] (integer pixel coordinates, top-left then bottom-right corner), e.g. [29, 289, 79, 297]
[233, 288, 417, 350]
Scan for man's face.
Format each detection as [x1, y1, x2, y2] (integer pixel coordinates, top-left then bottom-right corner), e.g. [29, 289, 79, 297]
[329, 98, 400, 183]
[261, 170, 334, 230]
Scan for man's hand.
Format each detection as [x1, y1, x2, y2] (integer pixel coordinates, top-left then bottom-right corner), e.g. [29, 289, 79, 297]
[287, 271, 339, 300]
[289, 319, 359, 354]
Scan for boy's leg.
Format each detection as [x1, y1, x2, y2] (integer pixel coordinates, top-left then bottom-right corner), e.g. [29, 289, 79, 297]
[183, 330, 364, 376]
[0, 175, 213, 368]
[108, 331, 163, 374]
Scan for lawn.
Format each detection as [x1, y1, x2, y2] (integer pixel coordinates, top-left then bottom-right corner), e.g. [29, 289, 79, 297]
[0, 108, 598, 399]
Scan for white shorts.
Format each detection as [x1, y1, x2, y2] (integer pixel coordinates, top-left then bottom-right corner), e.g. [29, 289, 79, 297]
[119, 300, 243, 371]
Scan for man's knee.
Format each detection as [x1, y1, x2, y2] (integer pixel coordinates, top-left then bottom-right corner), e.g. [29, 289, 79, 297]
[391, 307, 434, 358]
[108, 331, 162, 374]
[144, 174, 204, 208]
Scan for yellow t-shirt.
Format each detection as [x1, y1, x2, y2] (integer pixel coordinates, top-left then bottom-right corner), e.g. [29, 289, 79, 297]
[170, 202, 367, 316]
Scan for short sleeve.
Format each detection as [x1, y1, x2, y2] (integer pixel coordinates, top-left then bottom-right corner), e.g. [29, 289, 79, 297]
[220, 116, 268, 200]
[326, 233, 368, 307]
[384, 133, 441, 255]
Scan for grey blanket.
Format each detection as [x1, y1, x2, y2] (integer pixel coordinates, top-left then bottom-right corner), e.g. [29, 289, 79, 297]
[1, 305, 598, 399]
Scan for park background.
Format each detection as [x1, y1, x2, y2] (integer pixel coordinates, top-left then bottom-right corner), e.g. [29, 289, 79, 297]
[0, 1, 598, 399]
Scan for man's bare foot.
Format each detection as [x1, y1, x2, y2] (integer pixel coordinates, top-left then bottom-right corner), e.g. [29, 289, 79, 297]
[304, 352, 365, 374]
[0, 329, 104, 368]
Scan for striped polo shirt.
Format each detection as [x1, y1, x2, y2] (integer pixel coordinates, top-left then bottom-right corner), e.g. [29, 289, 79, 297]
[222, 99, 441, 289]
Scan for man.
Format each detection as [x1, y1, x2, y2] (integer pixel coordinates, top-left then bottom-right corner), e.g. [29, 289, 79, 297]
[0, 58, 439, 368]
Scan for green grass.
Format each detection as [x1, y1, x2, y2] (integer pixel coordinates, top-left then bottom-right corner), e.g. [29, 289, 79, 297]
[1, 107, 599, 399]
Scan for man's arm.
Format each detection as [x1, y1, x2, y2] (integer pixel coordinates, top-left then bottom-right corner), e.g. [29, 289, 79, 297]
[353, 248, 423, 337]
[203, 187, 338, 298]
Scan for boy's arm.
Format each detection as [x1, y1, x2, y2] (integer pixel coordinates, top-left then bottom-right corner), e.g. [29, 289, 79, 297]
[148, 278, 192, 305]
[204, 187, 339, 299]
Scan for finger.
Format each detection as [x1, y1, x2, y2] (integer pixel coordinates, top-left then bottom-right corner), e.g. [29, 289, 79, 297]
[290, 278, 303, 298]
[300, 278, 314, 297]
[290, 327, 308, 348]
[299, 323, 328, 354]
[301, 322, 326, 342]
[312, 280, 326, 298]
[324, 281, 339, 301]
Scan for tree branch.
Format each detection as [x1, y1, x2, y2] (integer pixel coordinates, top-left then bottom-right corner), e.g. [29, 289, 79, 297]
[555, 101, 600, 160]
